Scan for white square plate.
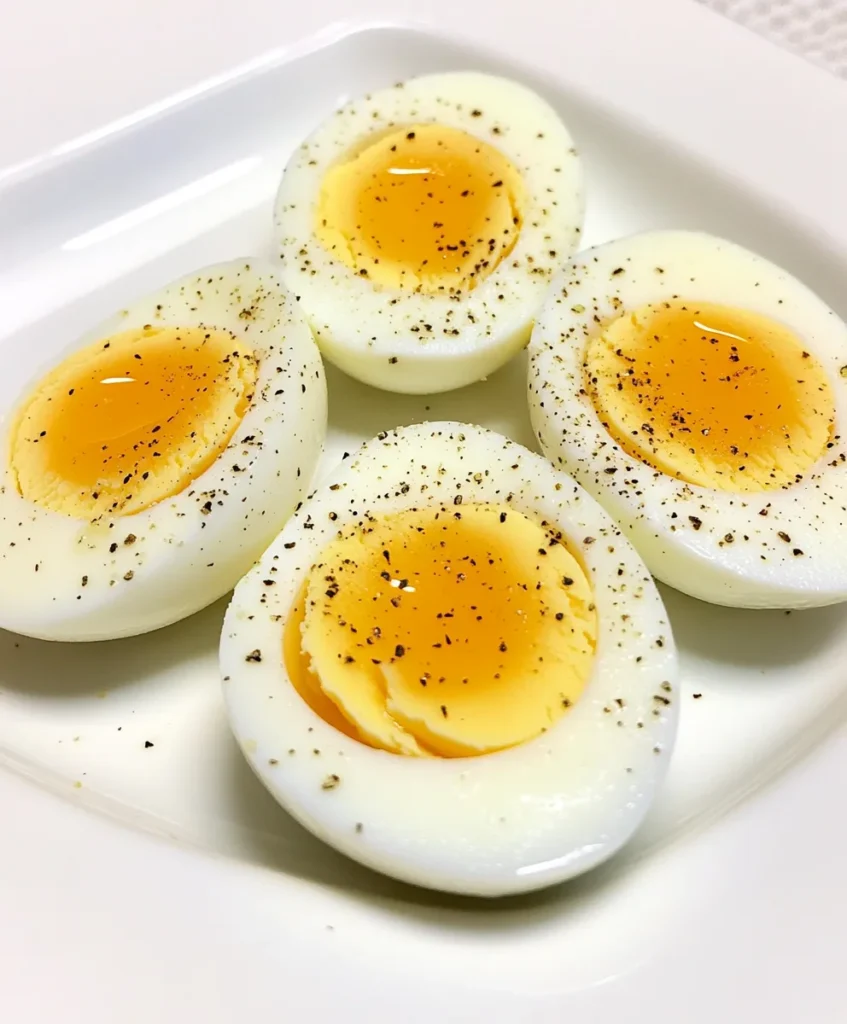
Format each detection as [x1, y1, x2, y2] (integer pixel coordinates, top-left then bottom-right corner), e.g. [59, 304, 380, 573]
[2, 3, 847, 1020]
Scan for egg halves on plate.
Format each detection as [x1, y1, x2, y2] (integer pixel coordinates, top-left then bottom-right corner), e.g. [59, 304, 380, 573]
[275, 72, 584, 394]
[221, 423, 679, 896]
[0, 260, 326, 641]
[529, 231, 847, 609]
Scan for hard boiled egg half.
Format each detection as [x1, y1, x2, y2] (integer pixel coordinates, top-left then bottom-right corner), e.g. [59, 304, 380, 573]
[274, 72, 583, 395]
[0, 260, 326, 641]
[221, 422, 678, 896]
[529, 230, 847, 609]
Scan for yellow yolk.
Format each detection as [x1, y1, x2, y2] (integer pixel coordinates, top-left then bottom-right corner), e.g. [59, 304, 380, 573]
[10, 325, 257, 518]
[286, 504, 597, 758]
[284, 585, 363, 743]
[315, 124, 524, 294]
[585, 301, 835, 492]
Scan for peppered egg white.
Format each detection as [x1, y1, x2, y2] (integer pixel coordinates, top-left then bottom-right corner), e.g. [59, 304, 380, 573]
[529, 230, 847, 609]
[275, 72, 584, 395]
[220, 422, 678, 896]
[0, 259, 326, 641]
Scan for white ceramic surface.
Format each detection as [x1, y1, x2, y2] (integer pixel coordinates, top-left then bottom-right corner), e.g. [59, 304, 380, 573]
[2, 2, 847, 1021]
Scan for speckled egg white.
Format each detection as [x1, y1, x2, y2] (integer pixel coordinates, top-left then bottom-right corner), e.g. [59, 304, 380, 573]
[274, 72, 584, 394]
[0, 260, 327, 641]
[528, 230, 847, 609]
[220, 422, 679, 897]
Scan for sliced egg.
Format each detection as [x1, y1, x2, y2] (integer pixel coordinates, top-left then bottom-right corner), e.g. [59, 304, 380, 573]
[220, 423, 678, 896]
[275, 72, 583, 395]
[0, 260, 326, 641]
[528, 230, 847, 609]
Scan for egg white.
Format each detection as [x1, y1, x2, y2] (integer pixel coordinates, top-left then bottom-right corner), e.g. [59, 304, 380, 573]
[0, 259, 326, 642]
[274, 72, 584, 395]
[528, 230, 847, 609]
[220, 422, 678, 896]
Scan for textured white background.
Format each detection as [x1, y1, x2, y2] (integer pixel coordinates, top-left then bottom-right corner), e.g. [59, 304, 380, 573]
[705, 0, 847, 76]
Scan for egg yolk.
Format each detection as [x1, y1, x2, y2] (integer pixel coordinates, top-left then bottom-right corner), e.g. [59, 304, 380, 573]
[585, 301, 835, 492]
[284, 503, 597, 757]
[315, 125, 524, 294]
[10, 325, 257, 518]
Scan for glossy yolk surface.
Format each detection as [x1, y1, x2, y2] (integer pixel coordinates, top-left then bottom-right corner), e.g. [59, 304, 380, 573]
[585, 301, 835, 492]
[315, 124, 524, 294]
[11, 325, 257, 517]
[286, 503, 597, 758]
